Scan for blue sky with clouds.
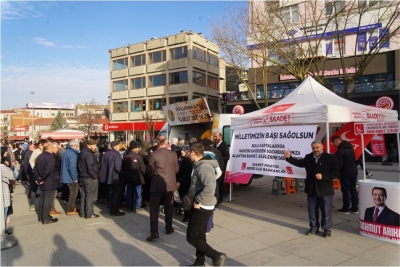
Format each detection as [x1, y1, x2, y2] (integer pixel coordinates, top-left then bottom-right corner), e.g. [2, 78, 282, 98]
[1, 1, 241, 110]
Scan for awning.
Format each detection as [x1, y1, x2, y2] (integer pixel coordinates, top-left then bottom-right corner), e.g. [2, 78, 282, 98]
[41, 131, 84, 140]
[8, 135, 29, 141]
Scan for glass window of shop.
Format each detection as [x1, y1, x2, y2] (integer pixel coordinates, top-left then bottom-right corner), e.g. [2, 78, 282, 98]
[193, 71, 206, 86]
[352, 73, 394, 93]
[131, 54, 146, 67]
[207, 98, 219, 112]
[149, 50, 167, 64]
[169, 96, 188, 104]
[192, 46, 206, 61]
[113, 101, 128, 113]
[113, 79, 128, 91]
[149, 98, 166, 111]
[132, 77, 146, 89]
[169, 71, 188, 84]
[170, 46, 187, 60]
[149, 74, 167, 87]
[131, 100, 145, 112]
[256, 82, 299, 99]
[113, 58, 128, 70]
[208, 75, 219, 89]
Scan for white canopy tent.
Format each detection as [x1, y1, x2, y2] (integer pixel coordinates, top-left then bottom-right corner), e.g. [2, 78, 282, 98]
[232, 76, 398, 130]
[230, 76, 399, 183]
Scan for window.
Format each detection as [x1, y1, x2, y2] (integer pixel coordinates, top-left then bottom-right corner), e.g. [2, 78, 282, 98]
[326, 37, 345, 56]
[149, 50, 166, 64]
[113, 101, 128, 113]
[113, 58, 128, 70]
[193, 71, 206, 86]
[358, 0, 390, 9]
[282, 4, 299, 24]
[131, 54, 146, 67]
[169, 96, 188, 104]
[149, 74, 167, 87]
[169, 71, 188, 84]
[131, 77, 146, 89]
[149, 98, 166, 110]
[113, 79, 128, 91]
[208, 75, 219, 89]
[131, 100, 145, 112]
[192, 46, 206, 61]
[325, 0, 345, 16]
[208, 53, 219, 67]
[170, 46, 187, 60]
[207, 98, 219, 112]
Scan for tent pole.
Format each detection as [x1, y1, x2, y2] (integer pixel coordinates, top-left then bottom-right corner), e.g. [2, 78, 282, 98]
[397, 133, 400, 172]
[326, 121, 330, 153]
[229, 183, 232, 202]
[361, 134, 366, 180]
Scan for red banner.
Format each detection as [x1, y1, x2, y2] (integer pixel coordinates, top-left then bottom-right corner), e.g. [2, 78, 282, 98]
[324, 122, 374, 159]
[11, 125, 29, 131]
[370, 134, 387, 156]
[359, 219, 400, 242]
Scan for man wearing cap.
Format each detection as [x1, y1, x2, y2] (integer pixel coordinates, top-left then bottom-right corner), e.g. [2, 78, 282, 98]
[284, 140, 339, 238]
[60, 140, 80, 215]
[100, 140, 124, 216]
[78, 139, 100, 219]
[146, 135, 179, 241]
[122, 141, 146, 213]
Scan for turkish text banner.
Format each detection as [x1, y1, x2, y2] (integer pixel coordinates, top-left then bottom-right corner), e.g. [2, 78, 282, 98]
[226, 125, 318, 178]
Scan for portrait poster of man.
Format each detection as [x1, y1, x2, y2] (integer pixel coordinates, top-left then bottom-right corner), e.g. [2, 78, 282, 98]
[359, 181, 400, 244]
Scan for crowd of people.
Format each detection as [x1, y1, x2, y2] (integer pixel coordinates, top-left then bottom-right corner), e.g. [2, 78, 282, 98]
[0, 132, 229, 266]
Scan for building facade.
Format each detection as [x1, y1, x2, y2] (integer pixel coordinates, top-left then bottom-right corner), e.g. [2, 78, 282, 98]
[108, 31, 225, 142]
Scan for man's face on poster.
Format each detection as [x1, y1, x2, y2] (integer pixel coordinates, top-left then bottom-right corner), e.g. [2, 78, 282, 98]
[372, 189, 386, 207]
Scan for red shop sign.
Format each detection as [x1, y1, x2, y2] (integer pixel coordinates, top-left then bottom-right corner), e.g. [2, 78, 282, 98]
[102, 122, 166, 131]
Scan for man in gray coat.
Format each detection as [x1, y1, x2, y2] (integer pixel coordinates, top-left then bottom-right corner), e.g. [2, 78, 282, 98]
[186, 142, 226, 266]
[146, 135, 179, 241]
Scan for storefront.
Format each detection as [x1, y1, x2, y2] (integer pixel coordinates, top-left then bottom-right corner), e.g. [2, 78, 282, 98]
[102, 121, 166, 143]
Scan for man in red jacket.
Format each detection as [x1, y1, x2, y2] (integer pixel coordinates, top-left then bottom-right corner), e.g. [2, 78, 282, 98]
[146, 136, 179, 241]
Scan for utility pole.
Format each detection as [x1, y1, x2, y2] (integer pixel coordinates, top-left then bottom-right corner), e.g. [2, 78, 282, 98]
[29, 91, 35, 141]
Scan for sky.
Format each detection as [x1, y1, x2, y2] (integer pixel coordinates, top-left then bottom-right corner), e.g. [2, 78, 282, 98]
[1, 0, 243, 110]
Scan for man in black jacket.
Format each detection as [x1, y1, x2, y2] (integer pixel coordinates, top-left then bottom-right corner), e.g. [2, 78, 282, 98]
[122, 140, 146, 213]
[78, 139, 100, 219]
[332, 136, 359, 214]
[35, 140, 61, 224]
[284, 140, 339, 238]
[213, 132, 229, 205]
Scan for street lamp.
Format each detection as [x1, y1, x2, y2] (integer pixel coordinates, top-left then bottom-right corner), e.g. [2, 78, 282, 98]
[30, 91, 35, 141]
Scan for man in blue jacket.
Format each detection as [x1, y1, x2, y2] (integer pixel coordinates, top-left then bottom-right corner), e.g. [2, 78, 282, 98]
[60, 140, 80, 215]
[100, 140, 124, 216]
[35, 139, 61, 224]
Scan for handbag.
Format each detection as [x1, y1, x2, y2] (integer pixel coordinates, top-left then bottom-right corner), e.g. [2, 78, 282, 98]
[180, 190, 196, 211]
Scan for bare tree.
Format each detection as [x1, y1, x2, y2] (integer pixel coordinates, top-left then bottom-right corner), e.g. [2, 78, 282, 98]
[211, 0, 400, 104]
[78, 99, 104, 138]
[142, 111, 159, 143]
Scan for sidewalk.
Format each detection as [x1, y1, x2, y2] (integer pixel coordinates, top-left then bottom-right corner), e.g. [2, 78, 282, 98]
[1, 163, 399, 266]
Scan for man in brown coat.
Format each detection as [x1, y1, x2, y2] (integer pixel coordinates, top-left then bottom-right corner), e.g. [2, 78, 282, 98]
[146, 135, 179, 241]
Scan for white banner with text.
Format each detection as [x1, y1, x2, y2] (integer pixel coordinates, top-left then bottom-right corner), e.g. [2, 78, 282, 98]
[227, 125, 318, 178]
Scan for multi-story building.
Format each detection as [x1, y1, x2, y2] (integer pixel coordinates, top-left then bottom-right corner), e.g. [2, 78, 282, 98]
[108, 31, 225, 141]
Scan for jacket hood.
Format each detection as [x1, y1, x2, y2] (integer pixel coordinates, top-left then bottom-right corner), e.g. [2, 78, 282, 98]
[67, 146, 79, 154]
[338, 140, 353, 149]
[198, 157, 219, 169]
[141, 140, 152, 150]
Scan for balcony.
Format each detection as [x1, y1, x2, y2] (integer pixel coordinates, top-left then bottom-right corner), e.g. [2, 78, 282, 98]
[129, 66, 146, 76]
[147, 62, 167, 73]
[167, 58, 188, 70]
[111, 69, 128, 79]
[111, 91, 129, 100]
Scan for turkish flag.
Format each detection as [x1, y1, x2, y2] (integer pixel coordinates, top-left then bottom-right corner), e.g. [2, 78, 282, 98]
[324, 122, 374, 159]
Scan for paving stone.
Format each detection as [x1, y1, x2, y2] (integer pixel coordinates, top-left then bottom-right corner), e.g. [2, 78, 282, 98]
[293, 247, 354, 266]
[336, 256, 385, 266]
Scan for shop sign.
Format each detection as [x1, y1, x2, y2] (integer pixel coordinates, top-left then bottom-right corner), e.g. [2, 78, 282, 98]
[162, 98, 211, 126]
[375, 96, 394, 110]
[232, 105, 245, 115]
[279, 67, 358, 81]
[11, 125, 29, 131]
